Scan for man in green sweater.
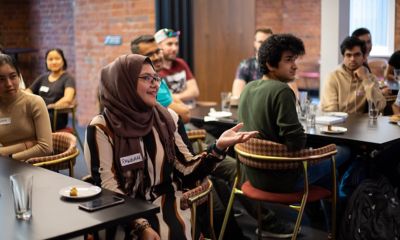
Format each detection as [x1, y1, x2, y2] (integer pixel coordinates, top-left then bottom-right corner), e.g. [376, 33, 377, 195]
[238, 34, 350, 238]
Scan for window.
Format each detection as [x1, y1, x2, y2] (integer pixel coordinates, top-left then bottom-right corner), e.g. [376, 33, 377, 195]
[349, 0, 395, 57]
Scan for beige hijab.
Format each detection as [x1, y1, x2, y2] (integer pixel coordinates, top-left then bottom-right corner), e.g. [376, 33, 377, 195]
[99, 54, 176, 194]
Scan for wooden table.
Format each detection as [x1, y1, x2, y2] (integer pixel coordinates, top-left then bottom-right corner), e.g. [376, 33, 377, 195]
[0, 157, 159, 240]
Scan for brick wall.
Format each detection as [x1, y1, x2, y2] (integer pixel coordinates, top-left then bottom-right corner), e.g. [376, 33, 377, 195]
[74, 0, 156, 124]
[256, 0, 321, 72]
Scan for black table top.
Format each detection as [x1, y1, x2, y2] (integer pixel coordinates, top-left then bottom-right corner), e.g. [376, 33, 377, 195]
[0, 157, 159, 240]
[190, 106, 400, 148]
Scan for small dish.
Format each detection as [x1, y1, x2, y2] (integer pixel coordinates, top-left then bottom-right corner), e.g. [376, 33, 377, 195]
[59, 185, 101, 199]
[320, 126, 347, 134]
[208, 111, 232, 118]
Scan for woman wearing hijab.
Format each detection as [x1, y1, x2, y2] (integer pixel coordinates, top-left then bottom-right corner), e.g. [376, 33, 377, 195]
[84, 54, 257, 240]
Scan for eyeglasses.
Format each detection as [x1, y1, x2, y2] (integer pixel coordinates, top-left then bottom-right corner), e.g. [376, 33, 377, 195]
[138, 75, 161, 84]
[163, 29, 180, 38]
[145, 48, 162, 58]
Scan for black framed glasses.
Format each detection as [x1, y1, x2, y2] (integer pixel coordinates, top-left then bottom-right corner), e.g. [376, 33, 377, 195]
[138, 75, 161, 84]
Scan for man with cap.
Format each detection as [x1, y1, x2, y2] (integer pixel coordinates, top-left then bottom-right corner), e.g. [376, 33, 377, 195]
[154, 28, 199, 107]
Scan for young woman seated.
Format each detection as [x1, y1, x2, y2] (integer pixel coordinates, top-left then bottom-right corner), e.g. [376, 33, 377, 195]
[0, 54, 52, 161]
[84, 54, 257, 240]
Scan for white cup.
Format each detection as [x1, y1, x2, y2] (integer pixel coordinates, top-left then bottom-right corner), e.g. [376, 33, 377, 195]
[221, 92, 231, 112]
[10, 174, 33, 220]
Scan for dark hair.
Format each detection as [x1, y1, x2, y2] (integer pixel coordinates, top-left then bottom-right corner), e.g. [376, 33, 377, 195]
[258, 34, 305, 74]
[0, 44, 4, 53]
[130, 35, 155, 54]
[0, 53, 21, 76]
[340, 36, 367, 55]
[255, 28, 273, 35]
[45, 48, 67, 71]
[351, 28, 371, 38]
[388, 50, 400, 69]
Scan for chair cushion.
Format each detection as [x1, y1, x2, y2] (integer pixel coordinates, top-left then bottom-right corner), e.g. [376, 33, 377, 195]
[186, 129, 207, 140]
[241, 180, 331, 203]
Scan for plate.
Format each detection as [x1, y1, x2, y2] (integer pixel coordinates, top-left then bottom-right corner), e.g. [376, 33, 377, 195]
[208, 111, 232, 118]
[320, 126, 347, 134]
[59, 185, 101, 199]
[325, 112, 349, 118]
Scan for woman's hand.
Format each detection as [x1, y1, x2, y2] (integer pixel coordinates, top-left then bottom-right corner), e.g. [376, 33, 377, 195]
[216, 123, 258, 150]
[140, 227, 160, 240]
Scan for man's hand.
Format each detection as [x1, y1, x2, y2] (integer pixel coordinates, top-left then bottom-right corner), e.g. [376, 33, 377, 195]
[354, 66, 369, 81]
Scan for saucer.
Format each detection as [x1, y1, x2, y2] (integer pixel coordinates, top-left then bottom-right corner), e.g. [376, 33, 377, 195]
[320, 126, 347, 134]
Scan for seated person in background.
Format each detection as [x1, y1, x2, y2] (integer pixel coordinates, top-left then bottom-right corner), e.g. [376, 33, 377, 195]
[0, 54, 52, 161]
[27, 48, 75, 130]
[84, 54, 257, 239]
[131, 35, 191, 123]
[385, 50, 400, 81]
[155, 28, 199, 107]
[231, 28, 299, 100]
[0, 44, 26, 89]
[238, 34, 350, 237]
[352, 27, 391, 95]
[321, 36, 386, 114]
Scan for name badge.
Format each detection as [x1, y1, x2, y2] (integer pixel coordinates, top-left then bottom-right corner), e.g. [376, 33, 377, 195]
[120, 153, 143, 167]
[39, 86, 50, 93]
[0, 117, 11, 125]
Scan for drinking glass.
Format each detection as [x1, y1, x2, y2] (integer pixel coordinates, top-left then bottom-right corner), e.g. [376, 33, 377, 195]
[220, 92, 231, 112]
[368, 99, 379, 119]
[10, 174, 33, 220]
[298, 91, 308, 119]
[306, 104, 317, 128]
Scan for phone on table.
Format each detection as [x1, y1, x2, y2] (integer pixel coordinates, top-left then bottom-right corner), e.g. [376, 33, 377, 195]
[79, 195, 125, 212]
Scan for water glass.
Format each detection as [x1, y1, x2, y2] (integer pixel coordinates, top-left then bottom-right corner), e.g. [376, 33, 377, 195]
[306, 104, 317, 128]
[368, 99, 379, 119]
[221, 92, 231, 112]
[10, 174, 33, 220]
[298, 91, 308, 119]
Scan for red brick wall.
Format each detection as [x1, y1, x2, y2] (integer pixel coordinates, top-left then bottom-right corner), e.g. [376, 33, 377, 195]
[256, 0, 321, 72]
[74, 0, 156, 124]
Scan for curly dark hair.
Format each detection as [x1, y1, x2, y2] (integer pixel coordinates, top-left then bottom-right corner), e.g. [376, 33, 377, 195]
[258, 34, 305, 75]
[340, 36, 366, 56]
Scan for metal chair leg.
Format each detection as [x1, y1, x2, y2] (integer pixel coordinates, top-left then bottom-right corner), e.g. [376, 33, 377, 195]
[218, 176, 239, 240]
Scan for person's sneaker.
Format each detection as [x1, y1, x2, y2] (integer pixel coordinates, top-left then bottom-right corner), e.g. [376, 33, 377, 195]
[233, 208, 244, 217]
[255, 221, 300, 239]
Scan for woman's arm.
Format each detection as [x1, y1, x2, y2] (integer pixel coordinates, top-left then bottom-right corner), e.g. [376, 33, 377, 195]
[48, 87, 75, 108]
[12, 97, 53, 161]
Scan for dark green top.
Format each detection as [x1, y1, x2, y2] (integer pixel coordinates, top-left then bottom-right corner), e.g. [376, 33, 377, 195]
[238, 79, 306, 151]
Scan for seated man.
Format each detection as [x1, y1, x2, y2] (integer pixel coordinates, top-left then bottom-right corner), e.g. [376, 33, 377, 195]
[238, 34, 350, 237]
[321, 36, 386, 114]
[231, 28, 299, 99]
[130, 35, 191, 123]
[155, 28, 199, 107]
[385, 50, 400, 82]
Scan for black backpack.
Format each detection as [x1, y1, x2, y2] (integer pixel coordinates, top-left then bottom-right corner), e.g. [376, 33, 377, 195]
[339, 176, 400, 240]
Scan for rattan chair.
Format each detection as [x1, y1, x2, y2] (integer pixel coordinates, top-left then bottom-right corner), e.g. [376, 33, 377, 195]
[181, 177, 215, 240]
[26, 132, 79, 177]
[219, 138, 338, 240]
[51, 103, 83, 149]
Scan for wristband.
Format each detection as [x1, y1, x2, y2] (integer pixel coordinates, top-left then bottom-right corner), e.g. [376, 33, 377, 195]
[212, 143, 226, 155]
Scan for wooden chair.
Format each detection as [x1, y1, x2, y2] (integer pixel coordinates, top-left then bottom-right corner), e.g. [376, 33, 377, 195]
[219, 138, 338, 240]
[51, 103, 83, 149]
[26, 132, 79, 177]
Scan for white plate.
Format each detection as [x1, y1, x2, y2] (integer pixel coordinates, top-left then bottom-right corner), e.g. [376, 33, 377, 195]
[208, 111, 232, 118]
[59, 185, 101, 199]
[325, 112, 348, 118]
[320, 126, 347, 134]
